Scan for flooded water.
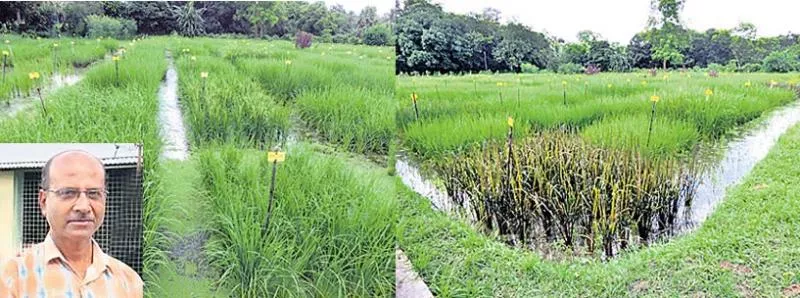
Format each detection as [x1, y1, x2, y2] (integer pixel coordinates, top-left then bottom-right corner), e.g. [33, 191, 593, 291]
[395, 157, 454, 212]
[1, 72, 84, 118]
[157, 54, 190, 160]
[677, 100, 800, 229]
[398, 100, 800, 234]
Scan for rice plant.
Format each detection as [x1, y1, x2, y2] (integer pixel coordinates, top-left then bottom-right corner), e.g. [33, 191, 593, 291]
[432, 131, 698, 258]
[198, 145, 396, 297]
[174, 52, 290, 148]
[399, 71, 797, 258]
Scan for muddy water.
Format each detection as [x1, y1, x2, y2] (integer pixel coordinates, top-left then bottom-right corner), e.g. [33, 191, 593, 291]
[398, 100, 800, 232]
[157, 54, 189, 161]
[677, 100, 800, 230]
[0, 72, 84, 118]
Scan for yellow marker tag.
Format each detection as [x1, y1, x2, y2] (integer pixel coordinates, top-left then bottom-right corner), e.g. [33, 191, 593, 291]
[507, 117, 514, 128]
[704, 88, 713, 96]
[561, 80, 567, 86]
[411, 93, 418, 103]
[650, 95, 660, 103]
[268, 151, 286, 163]
[28, 72, 40, 80]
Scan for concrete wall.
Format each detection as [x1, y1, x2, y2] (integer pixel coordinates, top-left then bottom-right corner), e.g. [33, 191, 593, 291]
[0, 171, 17, 259]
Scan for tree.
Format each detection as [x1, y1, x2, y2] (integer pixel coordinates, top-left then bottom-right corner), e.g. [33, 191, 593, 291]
[651, 37, 684, 69]
[476, 7, 501, 23]
[119, 2, 175, 35]
[236, 2, 286, 37]
[628, 33, 655, 68]
[734, 22, 757, 40]
[648, 0, 685, 27]
[196, 2, 249, 35]
[63, 2, 104, 36]
[494, 22, 550, 72]
[356, 6, 377, 37]
[363, 23, 392, 46]
[172, 1, 206, 37]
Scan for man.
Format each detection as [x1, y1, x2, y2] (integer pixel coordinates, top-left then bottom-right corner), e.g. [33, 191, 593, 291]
[0, 150, 143, 297]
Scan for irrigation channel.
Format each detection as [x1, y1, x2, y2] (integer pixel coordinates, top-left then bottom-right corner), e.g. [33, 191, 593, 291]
[157, 52, 189, 161]
[397, 98, 800, 251]
[0, 71, 84, 118]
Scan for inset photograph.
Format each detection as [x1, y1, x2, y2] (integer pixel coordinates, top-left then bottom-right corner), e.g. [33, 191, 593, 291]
[0, 143, 144, 297]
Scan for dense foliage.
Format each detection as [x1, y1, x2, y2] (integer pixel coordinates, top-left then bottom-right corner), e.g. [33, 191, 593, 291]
[395, 0, 800, 74]
[0, 1, 395, 46]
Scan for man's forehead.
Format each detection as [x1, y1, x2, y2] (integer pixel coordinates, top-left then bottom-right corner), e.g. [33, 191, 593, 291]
[49, 151, 105, 177]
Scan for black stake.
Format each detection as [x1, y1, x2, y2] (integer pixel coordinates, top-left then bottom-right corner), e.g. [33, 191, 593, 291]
[263, 159, 278, 235]
[646, 101, 657, 147]
[37, 87, 47, 117]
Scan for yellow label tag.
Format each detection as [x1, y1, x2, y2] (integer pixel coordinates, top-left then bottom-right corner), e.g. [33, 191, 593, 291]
[507, 116, 514, 128]
[268, 151, 286, 163]
[411, 93, 418, 103]
[650, 95, 660, 103]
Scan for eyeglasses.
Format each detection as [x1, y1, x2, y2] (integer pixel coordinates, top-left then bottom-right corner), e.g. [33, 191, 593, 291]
[44, 188, 108, 200]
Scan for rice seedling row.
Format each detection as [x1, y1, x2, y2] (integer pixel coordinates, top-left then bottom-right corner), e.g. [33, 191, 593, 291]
[0, 36, 120, 102]
[165, 38, 398, 296]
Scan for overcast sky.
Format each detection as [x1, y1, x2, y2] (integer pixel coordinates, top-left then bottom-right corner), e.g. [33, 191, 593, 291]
[323, 0, 800, 44]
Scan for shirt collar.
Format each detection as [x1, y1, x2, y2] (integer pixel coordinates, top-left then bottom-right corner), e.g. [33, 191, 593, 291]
[42, 233, 110, 274]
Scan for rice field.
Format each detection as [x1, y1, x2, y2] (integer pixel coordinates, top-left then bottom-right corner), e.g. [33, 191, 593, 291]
[1, 36, 118, 102]
[397, 71, 800, 256]
[0, 35, 397, 297]
[165, 37, 397, 296]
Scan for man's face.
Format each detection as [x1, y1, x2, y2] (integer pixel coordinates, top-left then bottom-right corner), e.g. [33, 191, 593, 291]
[39, 152, 106, 241]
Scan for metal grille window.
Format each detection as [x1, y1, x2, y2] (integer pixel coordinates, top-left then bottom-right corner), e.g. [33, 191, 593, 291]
[19, 166, 143, 275]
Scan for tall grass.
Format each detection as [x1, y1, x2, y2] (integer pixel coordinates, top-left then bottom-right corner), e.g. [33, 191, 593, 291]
[170, 38, 395, 156]
[198, 145, 396, 297]
[581, 114, 700, 157]
[174, 52, 291, 148]
[398, 72, 796, 160]
[433, 131, 697, 257]
[295, 86, 395, 155]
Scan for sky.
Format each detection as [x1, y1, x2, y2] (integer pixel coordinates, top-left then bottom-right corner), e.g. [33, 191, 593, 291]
[321, 0, 395, 16]
[323, 0, 800, 44]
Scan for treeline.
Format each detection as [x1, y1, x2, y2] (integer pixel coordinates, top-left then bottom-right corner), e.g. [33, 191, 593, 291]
[0, 1, 395, 46]
[395, 0, 800, 74]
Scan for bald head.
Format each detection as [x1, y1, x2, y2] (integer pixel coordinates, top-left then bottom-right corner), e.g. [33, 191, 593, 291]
[41, 150, 105, 190]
